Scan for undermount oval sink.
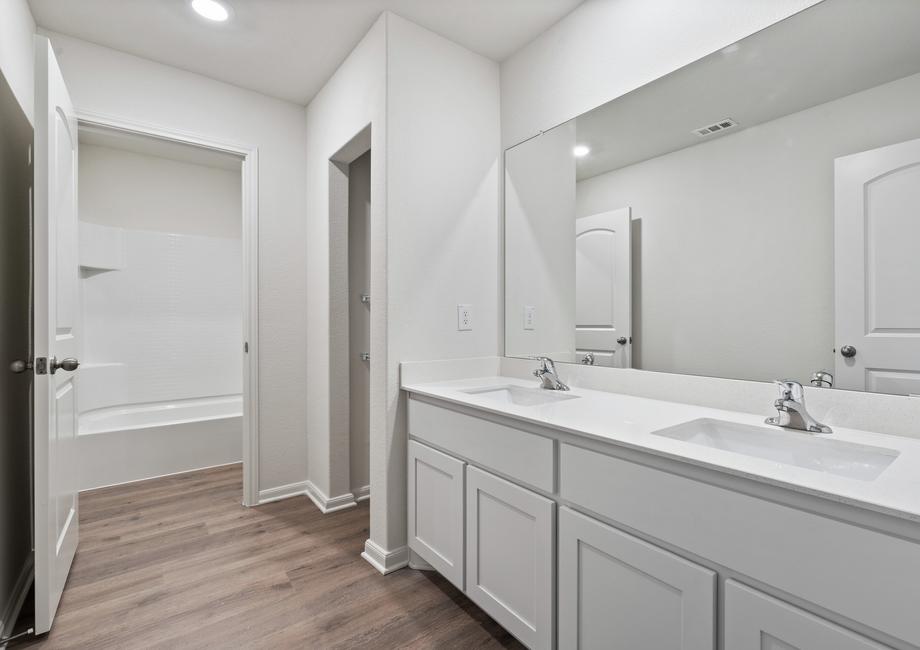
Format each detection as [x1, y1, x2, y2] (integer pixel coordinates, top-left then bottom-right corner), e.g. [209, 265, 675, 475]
[652, 418, 899, 481]
[461, 385, 580, 407]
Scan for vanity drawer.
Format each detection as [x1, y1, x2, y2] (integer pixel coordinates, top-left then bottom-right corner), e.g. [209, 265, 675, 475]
[559, 443, 920, 647]
[408, 397, 554, 493]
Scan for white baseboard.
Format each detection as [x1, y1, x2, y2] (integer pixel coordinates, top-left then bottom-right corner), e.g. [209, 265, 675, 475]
[354, 484, 370, 502]
[257, 480, 310, 505]
[0, 555, 33, 641]
[304, 480, 357, 514]
[361, 539, 409, 575]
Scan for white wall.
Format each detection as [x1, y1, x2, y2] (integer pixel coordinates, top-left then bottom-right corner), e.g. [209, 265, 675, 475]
[500, 0, 823, 148]
[505, 122, 576, 359]
[0, 0, 36, 122]
[79, 144, 241, 238]
[383, 13, 501, 554]
[304, 12, 500, 560]
[576, 71, 920, 384]
[43, 30, 309, 492]
[305, 16, 386, 504]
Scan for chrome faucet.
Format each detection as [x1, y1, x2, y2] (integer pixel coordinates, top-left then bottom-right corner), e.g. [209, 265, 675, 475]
[533, 357, 570, 391]
[765, 380, 832, 434]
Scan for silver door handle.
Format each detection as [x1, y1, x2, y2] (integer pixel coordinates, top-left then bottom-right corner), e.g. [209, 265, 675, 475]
[839, 345, 856, 358]
[50, 357, 80, 373]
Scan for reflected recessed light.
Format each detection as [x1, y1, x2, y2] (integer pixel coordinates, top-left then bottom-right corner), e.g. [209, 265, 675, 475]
[191, 0, 230, 22]
[573, 145, 590, 158]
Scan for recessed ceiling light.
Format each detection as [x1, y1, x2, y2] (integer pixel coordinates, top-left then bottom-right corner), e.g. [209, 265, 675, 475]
[573, 145, 590, 158]
[191, 0, 230, 22]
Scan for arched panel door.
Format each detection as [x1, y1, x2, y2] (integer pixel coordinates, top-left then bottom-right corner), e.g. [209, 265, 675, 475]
[835, 138, 920, 394]
[575, 208, 632, 367]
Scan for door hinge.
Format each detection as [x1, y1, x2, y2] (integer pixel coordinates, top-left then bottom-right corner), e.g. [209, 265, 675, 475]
[34, 356, 49, 375]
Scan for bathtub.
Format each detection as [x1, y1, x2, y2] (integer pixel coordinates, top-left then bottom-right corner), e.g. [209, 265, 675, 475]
[79, 395, 242, 435]
[76, 395, 243, 490]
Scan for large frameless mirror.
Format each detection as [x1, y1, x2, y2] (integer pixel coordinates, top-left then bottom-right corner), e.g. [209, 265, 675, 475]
[503, 0, 920, 396]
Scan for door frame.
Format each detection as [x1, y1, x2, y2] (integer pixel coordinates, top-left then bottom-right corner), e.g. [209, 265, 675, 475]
[75, 110, 261, 506]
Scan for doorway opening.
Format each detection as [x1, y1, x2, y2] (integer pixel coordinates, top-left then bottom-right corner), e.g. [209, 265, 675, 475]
[72, 119, 260, 504]
[319, 125, 372, 511]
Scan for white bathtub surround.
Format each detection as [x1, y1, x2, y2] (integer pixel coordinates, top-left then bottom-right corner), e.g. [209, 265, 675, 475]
[402, 359, 920, 649]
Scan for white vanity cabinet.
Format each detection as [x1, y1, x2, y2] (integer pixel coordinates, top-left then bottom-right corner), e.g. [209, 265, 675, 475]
[558, 507, 716, 650]
[406, 392, 920, 650]
[466, 466, 554, 650]
[724, 581, 887, 650]
[407, 440, 465, 589]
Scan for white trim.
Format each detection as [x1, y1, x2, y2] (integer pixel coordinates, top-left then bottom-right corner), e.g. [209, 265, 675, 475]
[0, 555, 33, 641]
[361, 539, 409, 575]
[304, 481, 357, 514]
[354, 485, 371, 502]
[257, 480, 310, 505]
[74, 110, 261, 507]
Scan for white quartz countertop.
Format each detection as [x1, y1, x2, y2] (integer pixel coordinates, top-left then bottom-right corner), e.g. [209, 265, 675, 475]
[402, 375, 920, 524]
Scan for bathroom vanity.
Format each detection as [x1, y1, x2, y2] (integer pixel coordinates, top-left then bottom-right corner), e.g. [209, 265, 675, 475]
[403, 372, 920, 650]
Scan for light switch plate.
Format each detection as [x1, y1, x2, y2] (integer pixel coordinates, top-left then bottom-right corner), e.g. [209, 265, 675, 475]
[524, 305, 536, 330]
[457, 304, 473, 331]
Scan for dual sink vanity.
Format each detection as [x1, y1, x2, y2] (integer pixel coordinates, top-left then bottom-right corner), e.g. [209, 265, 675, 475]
[402, 361, 920, 650]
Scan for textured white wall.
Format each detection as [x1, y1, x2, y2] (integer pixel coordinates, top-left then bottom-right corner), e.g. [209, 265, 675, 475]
[500, 0, 823, 148]
[383, 13, 501, 552]
[43, 30, 309, 492]
[79, 144, 241, 238]
[0, 0, 36, 121]
[576, 71, 920, 384]
[504, 122, 576, 359]
[305, 16, 386, 501]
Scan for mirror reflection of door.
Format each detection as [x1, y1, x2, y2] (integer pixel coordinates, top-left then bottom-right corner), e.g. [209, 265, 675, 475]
[835, 137, 920, 395]
[575, 208, 632, 368]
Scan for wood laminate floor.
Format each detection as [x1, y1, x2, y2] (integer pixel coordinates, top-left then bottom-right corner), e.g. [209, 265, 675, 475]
[17, 464, 523, 649]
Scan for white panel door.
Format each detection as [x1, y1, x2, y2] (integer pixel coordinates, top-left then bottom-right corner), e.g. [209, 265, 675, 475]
[835, 138, 920, 394]
[575, 208, 632, 367]
[466, 466, 554, 650]
[407, 441, 465, 589]
[558, 507, 715, 650]
[33, 37, 81, 635]
[724, 581, 887, 649]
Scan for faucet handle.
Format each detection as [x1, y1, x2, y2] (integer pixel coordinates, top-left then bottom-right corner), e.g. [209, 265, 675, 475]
[773, 380, 804, 402]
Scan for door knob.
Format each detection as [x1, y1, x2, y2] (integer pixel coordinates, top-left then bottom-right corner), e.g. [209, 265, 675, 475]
[9, 359, 29, 373]
[839, 345, 856, 358]
[50, 357, 80, 373]
[617, 337, 628, 345]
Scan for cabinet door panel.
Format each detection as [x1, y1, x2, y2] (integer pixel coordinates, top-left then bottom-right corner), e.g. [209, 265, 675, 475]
[408, 440, 465, 589]
[725, 581, 887, 650]
[559, 507, 716, 650]
[466, 466, 554, 650]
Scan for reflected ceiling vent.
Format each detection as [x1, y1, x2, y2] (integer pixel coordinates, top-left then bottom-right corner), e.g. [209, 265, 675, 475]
[693, 118, 739, 137]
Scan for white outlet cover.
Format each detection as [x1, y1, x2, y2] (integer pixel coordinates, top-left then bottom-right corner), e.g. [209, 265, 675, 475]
[524, 305, 536, 330]
[457, 304, 473, 331]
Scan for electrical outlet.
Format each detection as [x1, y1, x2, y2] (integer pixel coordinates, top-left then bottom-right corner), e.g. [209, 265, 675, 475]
[457, 304, 473, 331]
[523, 305, 536, 330]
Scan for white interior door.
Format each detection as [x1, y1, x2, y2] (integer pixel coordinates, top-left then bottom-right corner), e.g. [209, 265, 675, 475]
[33, 37, 81, 634]
[575, 208, 632, 367]
[835, 138, 920, 395]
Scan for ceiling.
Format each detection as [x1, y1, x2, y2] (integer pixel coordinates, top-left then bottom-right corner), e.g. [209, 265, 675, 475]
[28, 0, 583, 105]
[568, 0, 920, 180]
